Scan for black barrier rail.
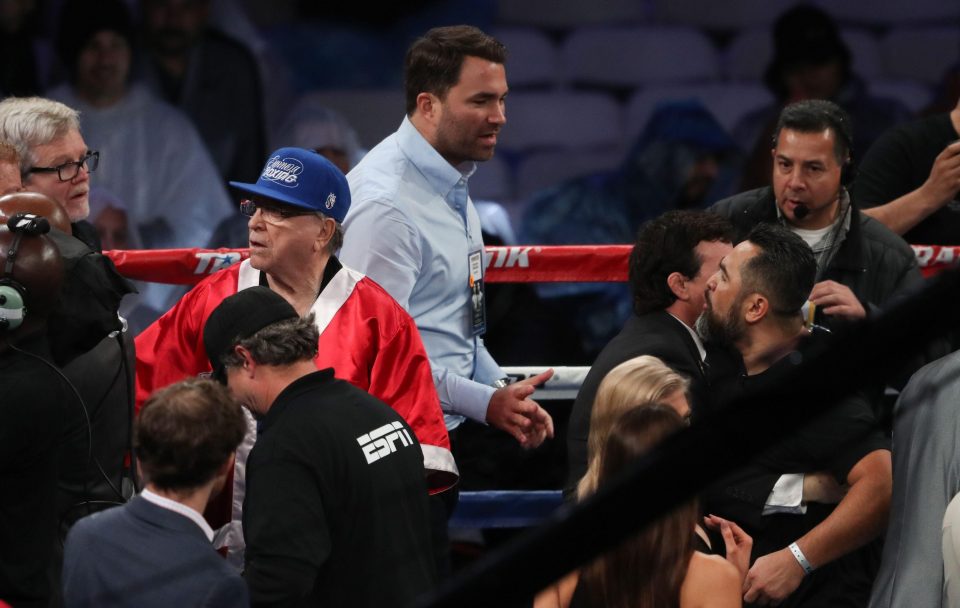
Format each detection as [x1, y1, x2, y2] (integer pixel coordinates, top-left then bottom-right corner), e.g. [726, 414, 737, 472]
[412, 268, 960, 608]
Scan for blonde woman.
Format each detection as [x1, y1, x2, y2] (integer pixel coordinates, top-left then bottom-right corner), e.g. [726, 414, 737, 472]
[576, 355, 692, 500]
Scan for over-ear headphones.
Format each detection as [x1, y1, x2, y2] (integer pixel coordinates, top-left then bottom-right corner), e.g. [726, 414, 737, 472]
[0, 213, 51, 331]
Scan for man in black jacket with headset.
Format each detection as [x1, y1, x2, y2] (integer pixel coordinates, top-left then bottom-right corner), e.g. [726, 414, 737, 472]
[711, 99, 921, 331]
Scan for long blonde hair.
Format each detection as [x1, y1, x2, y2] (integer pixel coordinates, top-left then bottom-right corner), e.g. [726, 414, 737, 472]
[580, 405, 696, 608]
[577, 355, 688, 499]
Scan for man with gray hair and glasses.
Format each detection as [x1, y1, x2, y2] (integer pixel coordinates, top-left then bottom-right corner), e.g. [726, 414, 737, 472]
[0, 96, 99, 247]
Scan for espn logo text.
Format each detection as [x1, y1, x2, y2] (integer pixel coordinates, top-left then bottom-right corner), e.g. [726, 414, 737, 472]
[357, 421, 414, 465]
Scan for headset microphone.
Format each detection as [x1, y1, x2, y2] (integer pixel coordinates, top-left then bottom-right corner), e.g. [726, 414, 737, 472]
[7, 212, 51, 236]
[793, 205, 810, 220]
[0, 213, 51, 331]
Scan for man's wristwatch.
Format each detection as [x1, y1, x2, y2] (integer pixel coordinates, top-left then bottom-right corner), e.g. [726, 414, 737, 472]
[493, 378, 511, 389]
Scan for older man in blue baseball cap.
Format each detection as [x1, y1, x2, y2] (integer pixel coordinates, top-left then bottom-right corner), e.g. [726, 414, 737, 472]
[134, 147, 455, 565]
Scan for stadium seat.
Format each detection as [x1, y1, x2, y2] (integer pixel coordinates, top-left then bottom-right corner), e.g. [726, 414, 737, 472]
[514, 148, 624, 202]
[882, 26, 960, 85]
[651, 0, 795, 30]
[625, 83, 773, 137]
[868, 80, 934, 113]
[561, 26, 720, 89]
[470, 154, 514, 203]
[841, 28, 884, 80]
[490, 27, 562, 88]
[815, 0, 960, 25]
[496, 0, 645, 29]
[723, 27, 772, 82]
[497, 91, 624, 154]
[293, 89, 404, 150]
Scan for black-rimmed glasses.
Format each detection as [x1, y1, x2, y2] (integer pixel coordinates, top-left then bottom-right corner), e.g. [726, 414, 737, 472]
[28, 150, 99, 182]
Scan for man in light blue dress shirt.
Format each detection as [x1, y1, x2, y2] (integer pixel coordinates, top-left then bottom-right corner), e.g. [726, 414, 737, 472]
[341, 25, 553, 450]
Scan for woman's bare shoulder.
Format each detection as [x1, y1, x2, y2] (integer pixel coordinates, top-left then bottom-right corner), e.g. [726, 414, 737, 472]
[681, 552, 742, 608]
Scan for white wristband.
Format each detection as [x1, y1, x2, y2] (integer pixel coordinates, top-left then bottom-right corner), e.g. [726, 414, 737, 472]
[788, 542, 815, 575]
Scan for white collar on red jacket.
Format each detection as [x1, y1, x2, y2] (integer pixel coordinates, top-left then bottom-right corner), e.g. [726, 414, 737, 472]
[236, 258, 365, 334]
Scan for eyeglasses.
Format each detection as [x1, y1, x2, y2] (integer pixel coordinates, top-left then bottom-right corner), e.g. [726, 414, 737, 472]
[28, 150, 99, 182]
[239, 199, 317, 223]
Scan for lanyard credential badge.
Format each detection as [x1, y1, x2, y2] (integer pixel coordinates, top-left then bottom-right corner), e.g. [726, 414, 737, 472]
[468, 249, 486, 336]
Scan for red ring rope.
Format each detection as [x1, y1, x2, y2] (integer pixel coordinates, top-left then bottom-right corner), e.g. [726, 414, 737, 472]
[103, 244, 956, 286]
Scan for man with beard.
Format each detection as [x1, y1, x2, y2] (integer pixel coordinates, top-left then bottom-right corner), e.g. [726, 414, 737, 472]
[700, 223, 891, 607]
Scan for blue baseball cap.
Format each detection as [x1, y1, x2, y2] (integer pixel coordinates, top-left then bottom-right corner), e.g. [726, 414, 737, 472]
[229, 147, 351, 223]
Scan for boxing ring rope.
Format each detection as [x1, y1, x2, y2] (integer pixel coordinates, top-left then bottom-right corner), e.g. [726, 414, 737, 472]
[102, 243, 960, 286]
[103, 244, 633, 285]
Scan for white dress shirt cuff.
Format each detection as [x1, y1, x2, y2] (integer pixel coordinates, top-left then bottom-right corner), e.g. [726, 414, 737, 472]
[762, 473, 807, 515]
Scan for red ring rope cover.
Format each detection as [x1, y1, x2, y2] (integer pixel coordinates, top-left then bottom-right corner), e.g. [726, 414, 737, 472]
[103, 244, 957, 286]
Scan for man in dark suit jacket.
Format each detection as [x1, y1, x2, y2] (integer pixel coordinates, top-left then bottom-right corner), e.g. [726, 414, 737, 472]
[62, 379, 249, 608]
[565, 210, 735, 492]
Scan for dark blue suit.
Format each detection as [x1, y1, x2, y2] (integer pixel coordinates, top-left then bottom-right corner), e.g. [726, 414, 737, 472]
[62, 496, 248, 608]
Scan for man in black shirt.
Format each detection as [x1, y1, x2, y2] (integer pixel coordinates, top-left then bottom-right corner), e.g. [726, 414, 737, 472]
[701, 223, 891, 607]
[204, 286, 436, 607]
[853, 95, 960, 244]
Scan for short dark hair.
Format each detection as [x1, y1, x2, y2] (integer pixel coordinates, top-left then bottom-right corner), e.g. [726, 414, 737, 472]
[629, 210, 735, 316]
[742, 223, 817, 316]
[404, 25, 506, 116]
[219, 314, 320, 371]
[136, 378, 246, 491]
[773, 99, 853, 165]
